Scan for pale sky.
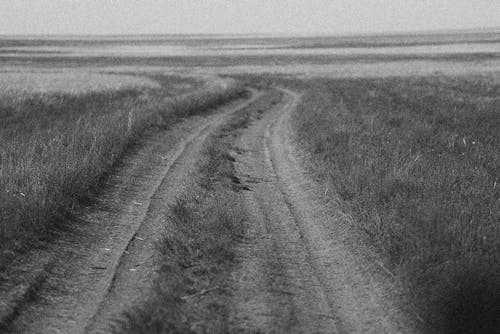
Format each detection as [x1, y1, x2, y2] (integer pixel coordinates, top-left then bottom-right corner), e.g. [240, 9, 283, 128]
[0, 0, 499, 36]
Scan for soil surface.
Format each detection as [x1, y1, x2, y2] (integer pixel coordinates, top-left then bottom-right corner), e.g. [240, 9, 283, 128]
[229, 88, 422, 333]
[0, 92, 259, 334]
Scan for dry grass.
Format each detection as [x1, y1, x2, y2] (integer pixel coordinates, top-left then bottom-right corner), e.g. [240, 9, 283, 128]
[0, 75, 245, 254]
[292, 76, 500, 331]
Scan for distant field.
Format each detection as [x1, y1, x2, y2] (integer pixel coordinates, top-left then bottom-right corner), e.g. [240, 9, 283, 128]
[0, 71, 160, 96]
[2, 42, 499, 58]
[1, 30, 500, 79]
[1, 30, 500, 55]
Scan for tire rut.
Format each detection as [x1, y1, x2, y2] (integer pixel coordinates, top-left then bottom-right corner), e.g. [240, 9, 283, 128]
[1, 91, 260, 334]
[85, 121, 224, 334]
[232, 90, 340, 334]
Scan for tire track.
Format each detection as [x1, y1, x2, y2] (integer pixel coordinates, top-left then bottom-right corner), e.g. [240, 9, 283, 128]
[232, 89, 340, 334]
[269, 88, 420, 333]
[231, 87, 421, 333]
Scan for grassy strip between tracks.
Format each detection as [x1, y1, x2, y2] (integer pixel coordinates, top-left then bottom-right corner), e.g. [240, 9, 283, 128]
[292, 75, 500, 332]
[0, 76, 246, 265]
[114, 90, 281, 333]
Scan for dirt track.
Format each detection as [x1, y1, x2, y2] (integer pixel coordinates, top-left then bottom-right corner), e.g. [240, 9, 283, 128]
[0, 86, 421, 333]
[0, 92, 259, 334]
[230, 88, 421, 333]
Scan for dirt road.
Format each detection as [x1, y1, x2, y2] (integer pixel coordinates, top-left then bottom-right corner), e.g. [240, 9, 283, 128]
[0, 86, 421, 333]
[230, 88, 421, 333]
[0, 92, 259, 334]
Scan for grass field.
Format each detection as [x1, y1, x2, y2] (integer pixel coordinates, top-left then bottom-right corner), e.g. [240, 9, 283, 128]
[2, 31, 500, 332]
[0, 73, 245, 254]
[290, 75, 500, 328]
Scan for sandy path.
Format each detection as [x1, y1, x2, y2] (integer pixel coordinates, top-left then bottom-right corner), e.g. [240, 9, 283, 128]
[231, 88, 421, 333]
[1, 91, 259, 334]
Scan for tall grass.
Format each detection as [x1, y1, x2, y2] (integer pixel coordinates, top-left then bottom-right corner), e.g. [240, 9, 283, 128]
[293, 76, 500, 331]
[0, 78, 245, 253]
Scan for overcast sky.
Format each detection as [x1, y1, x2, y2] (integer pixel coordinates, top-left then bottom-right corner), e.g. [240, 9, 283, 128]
[1, 0, 499, 35]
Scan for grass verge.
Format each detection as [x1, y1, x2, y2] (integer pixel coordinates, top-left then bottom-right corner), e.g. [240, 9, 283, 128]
[291, 75, 500, 332]
[0, 76, 246, 260]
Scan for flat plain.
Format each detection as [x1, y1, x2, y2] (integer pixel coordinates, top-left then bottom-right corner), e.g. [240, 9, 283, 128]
[1, 30, 500, 333]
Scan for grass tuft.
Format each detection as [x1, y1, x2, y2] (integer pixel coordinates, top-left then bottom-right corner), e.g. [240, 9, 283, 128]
[115, 190, 245, 334]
